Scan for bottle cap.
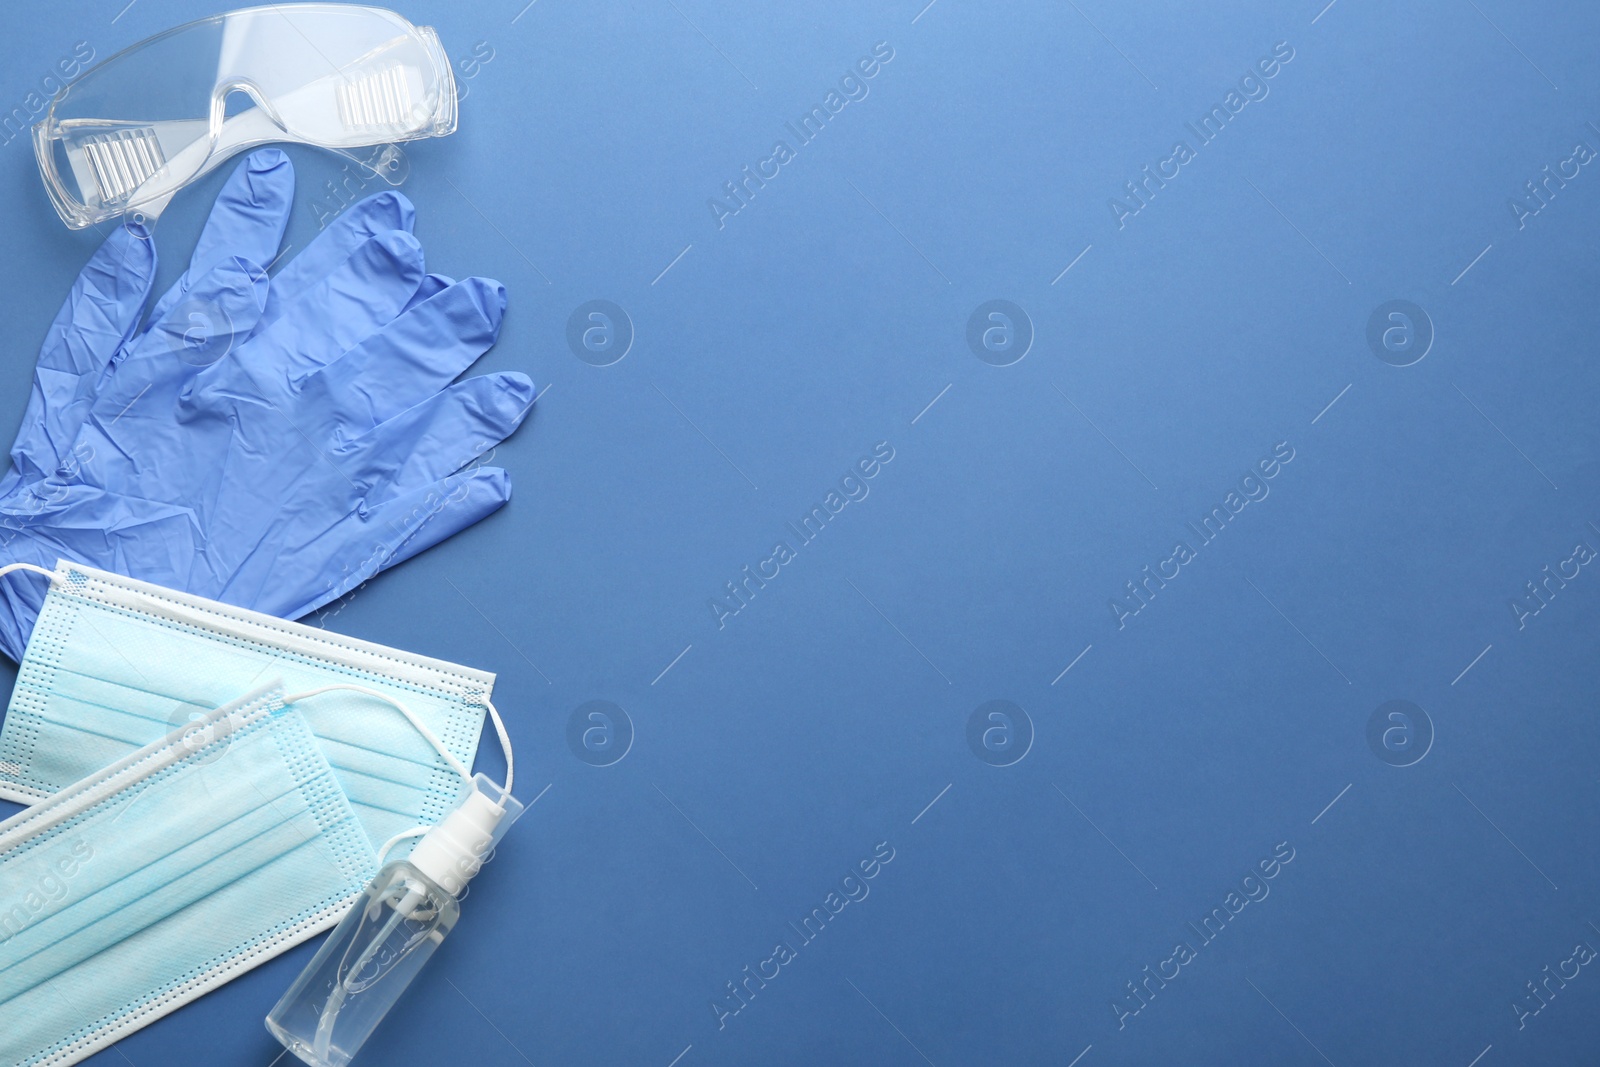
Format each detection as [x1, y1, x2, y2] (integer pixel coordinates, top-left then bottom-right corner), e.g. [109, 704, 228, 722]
[406, 775, 524, 896]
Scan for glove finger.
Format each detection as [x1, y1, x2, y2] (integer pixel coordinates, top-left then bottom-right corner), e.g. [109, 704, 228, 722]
[348, 373, 535, 495]
[403, 273, 454, 313]
[262, 190, 416, 327]
[147, 150, 292, 326]
[299, 278, 507, 435]
[8, 225, 156, 484]
[127, 256, 270, 364]
[266, 467, 512, 623]
[368, 466, 513, 572]
[241, 230, 426, 383]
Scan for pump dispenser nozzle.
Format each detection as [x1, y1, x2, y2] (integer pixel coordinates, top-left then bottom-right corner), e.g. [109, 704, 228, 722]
[408, 777, 520, 895]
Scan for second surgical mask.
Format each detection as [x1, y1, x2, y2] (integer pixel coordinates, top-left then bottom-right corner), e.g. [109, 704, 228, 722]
[0, 562, 494, 851]
[0, 684, 377, 1067]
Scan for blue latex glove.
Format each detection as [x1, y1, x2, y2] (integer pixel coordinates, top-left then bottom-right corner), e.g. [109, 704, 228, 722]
[0, 151, 534, 661]
[0, 223, 153, 499]
[2, 151, 413, 499]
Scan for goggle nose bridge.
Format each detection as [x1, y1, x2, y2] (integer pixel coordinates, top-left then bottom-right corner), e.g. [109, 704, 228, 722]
[211, 80, 287, 134]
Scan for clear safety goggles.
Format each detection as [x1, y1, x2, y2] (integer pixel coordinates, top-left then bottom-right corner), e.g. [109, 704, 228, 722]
[33, 4, 457, 229]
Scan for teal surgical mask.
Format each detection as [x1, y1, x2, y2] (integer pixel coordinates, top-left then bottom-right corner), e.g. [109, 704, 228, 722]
[0, 684, 378, 1067]
[0, 562, 495, 852]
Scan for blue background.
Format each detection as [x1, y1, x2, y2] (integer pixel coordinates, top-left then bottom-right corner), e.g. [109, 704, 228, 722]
[2, 1, 1599, 1064]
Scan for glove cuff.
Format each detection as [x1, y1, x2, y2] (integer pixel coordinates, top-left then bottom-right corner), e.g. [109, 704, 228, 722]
[0, 480, 201, 662]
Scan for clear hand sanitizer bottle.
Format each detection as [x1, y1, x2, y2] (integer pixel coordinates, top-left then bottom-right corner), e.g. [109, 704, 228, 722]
[266, 775, 523, 1067]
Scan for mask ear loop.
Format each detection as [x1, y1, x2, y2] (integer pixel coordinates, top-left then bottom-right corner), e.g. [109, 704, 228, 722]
[0, 563, 58, 584]
[283, 683, 515, 862]
[0, 565, 62, 661]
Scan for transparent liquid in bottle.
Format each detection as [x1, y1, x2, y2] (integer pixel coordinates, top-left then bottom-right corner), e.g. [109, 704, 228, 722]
[266, 861, 459, 1067]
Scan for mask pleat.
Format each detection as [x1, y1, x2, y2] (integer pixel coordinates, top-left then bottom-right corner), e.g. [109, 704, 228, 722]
[0, 566, 491, 854]
[0, 692, 376, 1067]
